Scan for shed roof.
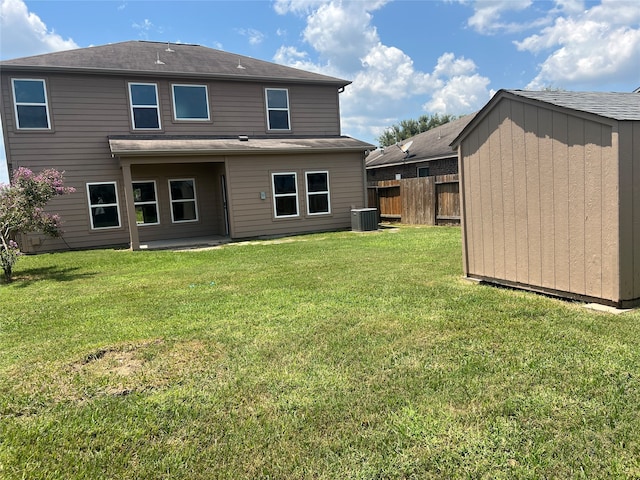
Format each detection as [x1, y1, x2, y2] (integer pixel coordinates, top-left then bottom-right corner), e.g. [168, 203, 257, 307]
[0, 40, 350, 86]
[451, 89, 640, 148]
[366, 114, 474, 169]
[505, 90, 640, 121]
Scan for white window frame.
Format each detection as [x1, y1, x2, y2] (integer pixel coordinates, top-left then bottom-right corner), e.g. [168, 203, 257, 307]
[265, 88, 291, 131]
[128, 82, 161, 130]
[272, 172, 299, 218]
[171, 84, 210, 121]
[132, 180, 160, 226]
[87, 181, 121, 230]
[12, 78, 51, 130]
[305, 170, 331, 215]
[168, 178, 198, 223]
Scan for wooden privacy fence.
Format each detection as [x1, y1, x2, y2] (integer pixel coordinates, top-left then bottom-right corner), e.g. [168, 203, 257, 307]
[367, 174, 460, 225]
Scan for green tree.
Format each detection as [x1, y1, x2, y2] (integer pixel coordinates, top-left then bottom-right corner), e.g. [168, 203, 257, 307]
[0, 167, 75, 282]
[377, 113, 458, 147]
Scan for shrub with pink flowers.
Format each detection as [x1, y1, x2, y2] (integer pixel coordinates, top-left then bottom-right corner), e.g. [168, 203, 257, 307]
[0, 168, 75, 281]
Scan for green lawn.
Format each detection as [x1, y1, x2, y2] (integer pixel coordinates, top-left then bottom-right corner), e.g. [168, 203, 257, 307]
[1, 226, 639, 479]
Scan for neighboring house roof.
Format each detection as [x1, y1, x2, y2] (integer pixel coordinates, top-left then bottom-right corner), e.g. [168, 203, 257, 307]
[366, 113, 474, 169]
[109, 136, 374, 157]
[451, 89, 640, 148]
[0, 40, 350, 87]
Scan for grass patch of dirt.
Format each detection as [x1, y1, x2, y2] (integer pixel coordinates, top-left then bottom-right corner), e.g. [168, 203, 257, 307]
[2, 339, 223, 415]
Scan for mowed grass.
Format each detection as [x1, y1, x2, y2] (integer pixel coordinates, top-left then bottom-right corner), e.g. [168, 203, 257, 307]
[1, 226, 640, 479]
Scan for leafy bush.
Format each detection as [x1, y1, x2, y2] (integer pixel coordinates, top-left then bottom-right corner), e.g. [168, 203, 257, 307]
[0, 168, 74, 281]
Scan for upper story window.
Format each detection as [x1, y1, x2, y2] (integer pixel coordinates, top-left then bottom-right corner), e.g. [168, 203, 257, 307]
[12, 79, 51, 130]
[265, 88, 290, 131]
[128, 82, 161, 129]
[172, 84, 210, 121]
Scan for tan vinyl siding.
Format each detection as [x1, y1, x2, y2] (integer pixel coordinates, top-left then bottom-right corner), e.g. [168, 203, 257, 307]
[2, 72, 343, 170]
[618, 121, 640, 301]
[226, 153, 365, 239]
[460, 97, 622, 304]
[1, 69, 348, 252]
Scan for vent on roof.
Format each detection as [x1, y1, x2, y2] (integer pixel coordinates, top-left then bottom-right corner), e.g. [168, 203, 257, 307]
[397, 140, 413, 158]
[237, 59, 246, 69]
[155, 53, 165, 65]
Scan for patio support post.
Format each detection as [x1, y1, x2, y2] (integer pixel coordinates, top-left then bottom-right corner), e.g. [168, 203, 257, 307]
[120, 161, 140, 251]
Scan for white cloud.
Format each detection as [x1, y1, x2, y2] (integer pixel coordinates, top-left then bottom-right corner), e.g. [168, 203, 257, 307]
[347, 44, 434, 108]
[424, 73, 491, 113]
[432, 52, 478, 78]
[274, 0, 388, 16]
[301, 1, 381, 72]
[237, 28, 266, 45]
[0, 0, 78, 59]
[273, 0, 491, 145]
[131, 17, 166, 39]
[515, 0, 640, 89]
[466, 0, 534, 34]
[273, 0, 325, 15]
[0, 0, 79, 184]
[273, 45, 317, 70]
[423, 53, 490, 113]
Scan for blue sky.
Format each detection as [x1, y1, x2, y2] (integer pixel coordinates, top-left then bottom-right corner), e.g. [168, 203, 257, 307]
[1, 0, 639, 183]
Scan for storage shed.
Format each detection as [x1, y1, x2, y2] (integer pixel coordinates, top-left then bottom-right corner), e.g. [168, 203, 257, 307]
[451, 89, 640, 308]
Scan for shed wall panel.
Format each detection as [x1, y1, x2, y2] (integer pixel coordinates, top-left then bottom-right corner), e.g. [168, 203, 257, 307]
[460, 96, 623, 304]
[465, 130, 481, 275]
[511, 101, 529, 284]
[488, 108, 505, 280]
[568, 118, 586, 295]
[479, 120, 494, 277]
[619, 121, 640, 301]
[583, 120, 603, 298]
[538, 107, 555, 289]
[600, 124, 618, 301]
[552, 111, 570, 292]
[524, 102, 542, 287]
[499, 100, 517, 282]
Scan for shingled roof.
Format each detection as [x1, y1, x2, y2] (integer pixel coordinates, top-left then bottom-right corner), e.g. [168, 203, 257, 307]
[0, 40, 350, 86]
[505, 89, 640, 121]
[450, 89, 640, 149]
[366, 114, 474, 169]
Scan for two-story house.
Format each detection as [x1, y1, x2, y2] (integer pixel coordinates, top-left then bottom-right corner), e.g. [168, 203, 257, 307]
[0, 41, 373, 252]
